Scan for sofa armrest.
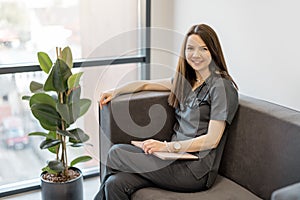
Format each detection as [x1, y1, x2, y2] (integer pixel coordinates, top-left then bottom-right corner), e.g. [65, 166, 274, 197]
[99, 91, 175, 178]
[271, 182, 300, 200]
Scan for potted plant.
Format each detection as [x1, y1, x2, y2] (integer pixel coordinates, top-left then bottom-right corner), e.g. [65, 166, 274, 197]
[22, 46, 92, 200]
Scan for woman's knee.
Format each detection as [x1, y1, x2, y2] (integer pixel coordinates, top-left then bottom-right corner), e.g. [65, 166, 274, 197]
[108, 144, 129, 158]
[106, 143, 145, 172]
[105, 175, 120, 191]
[106, 144, 133, 167]
[105, 174, 131, 195]
[109, 143, 128, 152]
[108, 143, 142, 158]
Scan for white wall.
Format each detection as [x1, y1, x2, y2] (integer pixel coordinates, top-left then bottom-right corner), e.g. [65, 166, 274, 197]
[150, 0, 176, 79]
[79, 0, 140, 162]
[151, 0, 300, 111]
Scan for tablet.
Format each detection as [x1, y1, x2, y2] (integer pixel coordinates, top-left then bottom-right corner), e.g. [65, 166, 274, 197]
[131, 141, 198, 160]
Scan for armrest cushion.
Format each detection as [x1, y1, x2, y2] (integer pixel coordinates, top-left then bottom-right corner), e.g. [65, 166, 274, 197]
[99, 91, 175, 178]
[100, 91, 175, 144]
[271, 182, 300, 200]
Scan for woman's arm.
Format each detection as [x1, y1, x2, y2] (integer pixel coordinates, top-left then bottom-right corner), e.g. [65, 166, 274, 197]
[99, 78, 172, 109]
[172, 120, 226, 152]
[142, 120, 226, 154]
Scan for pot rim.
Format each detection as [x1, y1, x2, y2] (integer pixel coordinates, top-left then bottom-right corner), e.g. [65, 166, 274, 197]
[40, 167, 83, 184]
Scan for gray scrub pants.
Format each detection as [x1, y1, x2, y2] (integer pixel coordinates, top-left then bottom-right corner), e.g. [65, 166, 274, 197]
[94, 144, 208, 200]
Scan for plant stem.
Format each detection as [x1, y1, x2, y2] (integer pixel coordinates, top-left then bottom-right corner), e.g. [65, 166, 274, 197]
[56, 47, 59, 58]
[63, 136, 68, 176]
[56, 134, 59, 160]
[58, 91, 68, 176]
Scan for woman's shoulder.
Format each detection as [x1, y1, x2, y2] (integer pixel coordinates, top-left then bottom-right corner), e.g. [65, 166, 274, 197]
[209, 75, 236, 91]
[208, 75, 238, 100]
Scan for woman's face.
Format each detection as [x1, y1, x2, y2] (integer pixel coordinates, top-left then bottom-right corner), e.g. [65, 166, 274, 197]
[185, 34, 212, 74]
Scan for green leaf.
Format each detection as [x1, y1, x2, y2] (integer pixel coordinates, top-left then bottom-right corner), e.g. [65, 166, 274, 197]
[37, 52, 53, 74]
[48, 131, 57, 139]
[57, 129, 77, 139]
[40, 139, 61, 149]
[70, 143, 93, 147]
[47, 131, 59, 153]
[68, 87, 81, 103]
[28, 132, 56, 139]
[67, 72, 83, 89]
[61, 47, 73, 69]
[48, 144, 59, 154]
[39, 121, 57, 131]
[70, 156, 92, 167]
[68, 128, 89, 143]
[43, 67, 55, 91]
[42, 166, 58, 175]
[79, 99, 91, 117]
[56, 102, 80, 124]
[30, 93, 56, 108]
[22, 95, 31, 100]
[31, 103, 61, 129]
[29, 132, 48, 137]
[44, 59, 72, 92]
[53, 59, 72, 92]
[48, 160, 65, 173]
[30, 81, 44, 93]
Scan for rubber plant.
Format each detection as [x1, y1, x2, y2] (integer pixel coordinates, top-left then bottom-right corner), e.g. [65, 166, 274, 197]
[22, 46, 92, 180]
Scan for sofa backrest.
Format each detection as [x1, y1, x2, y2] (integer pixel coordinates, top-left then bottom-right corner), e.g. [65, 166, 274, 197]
[219, 95, 300, 200]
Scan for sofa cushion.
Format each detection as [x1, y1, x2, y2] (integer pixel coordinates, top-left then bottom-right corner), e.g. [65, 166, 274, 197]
[219, 95, 300, 199]
[271, 182, 300, 200]
[132, 175, 261, 200]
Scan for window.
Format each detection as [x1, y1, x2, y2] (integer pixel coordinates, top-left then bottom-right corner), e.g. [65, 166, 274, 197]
[0, 0, 144, 64]
[0, 0, 150, 196]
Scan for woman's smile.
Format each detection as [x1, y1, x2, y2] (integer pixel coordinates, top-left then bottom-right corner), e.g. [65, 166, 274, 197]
[191, 59, 203, 65]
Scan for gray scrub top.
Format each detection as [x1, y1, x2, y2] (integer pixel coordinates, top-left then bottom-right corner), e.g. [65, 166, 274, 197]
[172, 72, 239, 188]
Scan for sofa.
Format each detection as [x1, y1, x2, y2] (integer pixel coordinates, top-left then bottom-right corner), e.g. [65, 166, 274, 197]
[98, 91, 300, 200]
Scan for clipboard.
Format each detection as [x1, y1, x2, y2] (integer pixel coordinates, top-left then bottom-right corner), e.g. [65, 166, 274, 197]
[131, 141, 198, 160]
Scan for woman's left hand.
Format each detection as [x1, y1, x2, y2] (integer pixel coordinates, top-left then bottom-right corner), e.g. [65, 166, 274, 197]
[142, 139, 166, 154]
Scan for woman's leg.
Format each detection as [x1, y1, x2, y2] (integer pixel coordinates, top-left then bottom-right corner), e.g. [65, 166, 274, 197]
[95, 144, 208, 199]
[103, 172, 153, 200]
[95, 144, 167, 200]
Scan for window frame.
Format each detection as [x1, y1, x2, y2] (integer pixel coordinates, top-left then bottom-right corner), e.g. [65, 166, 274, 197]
[0, 0, 151, 197]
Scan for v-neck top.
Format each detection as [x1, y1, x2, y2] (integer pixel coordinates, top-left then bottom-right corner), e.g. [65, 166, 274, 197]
[172, 72, 238, 141]
[171, 72, 239, 188]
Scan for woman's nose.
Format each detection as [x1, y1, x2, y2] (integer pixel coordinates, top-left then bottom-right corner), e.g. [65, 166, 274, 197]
[193, 49, 203, 57]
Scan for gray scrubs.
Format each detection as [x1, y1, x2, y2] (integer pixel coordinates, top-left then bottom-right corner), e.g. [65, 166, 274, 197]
[95, 72, 239, 200]
[173, 72, 239, 187]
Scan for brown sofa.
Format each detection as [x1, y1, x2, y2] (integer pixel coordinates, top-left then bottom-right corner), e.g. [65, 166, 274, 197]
[99, 91, 300, 200]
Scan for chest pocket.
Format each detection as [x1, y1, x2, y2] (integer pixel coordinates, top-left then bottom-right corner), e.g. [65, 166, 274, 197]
[187, 84, 210, 109]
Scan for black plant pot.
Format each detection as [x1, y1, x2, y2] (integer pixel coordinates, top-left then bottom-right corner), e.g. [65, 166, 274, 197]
[41, 167, 83, 200]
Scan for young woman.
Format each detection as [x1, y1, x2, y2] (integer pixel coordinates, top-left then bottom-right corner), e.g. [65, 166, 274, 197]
[95, 24, 239, 200]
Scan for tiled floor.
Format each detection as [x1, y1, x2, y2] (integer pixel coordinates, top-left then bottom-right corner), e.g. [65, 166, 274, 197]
[2, 176, 100, 200]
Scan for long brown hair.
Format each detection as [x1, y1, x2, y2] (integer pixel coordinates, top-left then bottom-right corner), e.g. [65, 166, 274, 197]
[168, 24, 238, 108]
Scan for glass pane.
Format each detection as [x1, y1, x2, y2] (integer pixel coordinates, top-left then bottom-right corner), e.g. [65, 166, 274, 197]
[0, 72, 46, 186]
[0, 63, 139, 187]
[0, 0, 140, 66]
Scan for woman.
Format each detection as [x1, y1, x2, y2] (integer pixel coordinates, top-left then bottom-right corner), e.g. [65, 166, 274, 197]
[95, 24, 239, 200]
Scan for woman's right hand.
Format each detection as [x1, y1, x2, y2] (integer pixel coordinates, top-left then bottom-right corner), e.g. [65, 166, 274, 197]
[99, 90, 114, 110]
